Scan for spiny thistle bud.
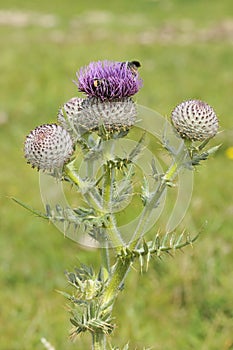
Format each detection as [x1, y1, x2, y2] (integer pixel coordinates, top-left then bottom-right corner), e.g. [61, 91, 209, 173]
[171, 99, 219, 141]
[75, 60, 143, 101]
[79, 97, 137, 132]
[24, 124, 74, 171]
[58, 96, 137, 134]
[57, 97, 85, 135]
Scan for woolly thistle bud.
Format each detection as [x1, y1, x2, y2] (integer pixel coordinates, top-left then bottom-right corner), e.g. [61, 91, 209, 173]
[24, 124, 74, 171]
[58, 96, 137, 134]
[80, 97, 137, 132]
[57, 97, 85, 136]
[171, 99, 219, 141]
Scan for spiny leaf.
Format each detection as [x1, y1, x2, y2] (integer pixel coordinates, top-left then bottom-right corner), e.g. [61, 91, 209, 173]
[141, 176, 150, 205]
[206, 144, 222, 155]
[84, 138, 103, 162]
[11, 197, 47, 219]
[128, 132, 146, 161]
[162, 123, 177, 155]
[191, 144, 221, 166]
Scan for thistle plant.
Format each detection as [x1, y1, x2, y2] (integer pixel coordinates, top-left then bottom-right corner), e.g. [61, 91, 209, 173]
[19, 60, 220, 349]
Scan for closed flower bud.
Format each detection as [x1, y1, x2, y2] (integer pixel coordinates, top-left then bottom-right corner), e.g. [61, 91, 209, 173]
[24, 124, 74, 171]
[57, 97, 85, 135]
[171, 99, 219, 141]
[58, 96, 137, 134]
[80, 97, 137, 132]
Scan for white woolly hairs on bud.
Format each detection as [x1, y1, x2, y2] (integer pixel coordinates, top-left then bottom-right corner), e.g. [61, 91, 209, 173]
[24, 124, 74, 171]
[171, 99, 219, 141]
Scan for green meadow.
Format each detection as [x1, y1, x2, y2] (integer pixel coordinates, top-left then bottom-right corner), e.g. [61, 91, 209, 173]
[0, 0, 232, 349]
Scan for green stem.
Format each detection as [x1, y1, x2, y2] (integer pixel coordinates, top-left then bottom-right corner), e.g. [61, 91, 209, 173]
[102, 165, 124, 249]
[64, 163, 102, 210]
[129, 144, 188, 249]
[92, 331, 106, 350]
[65, 161, 123, 249]
[102, 144, 190, 306]
[101, 256, 131, 307]
[100, 246, 111, 274]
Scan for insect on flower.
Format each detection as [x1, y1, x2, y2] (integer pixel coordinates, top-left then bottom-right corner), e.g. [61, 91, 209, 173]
[92, 78, 111, 99]
[93, 78, 106, 88]
[77, 60, 143, 100]
[121, 60, 141, 76]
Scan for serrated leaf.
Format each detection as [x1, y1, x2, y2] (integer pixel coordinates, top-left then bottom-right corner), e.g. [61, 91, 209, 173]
[56, 290, 73, 300]
[70, 317, 79, 327]
[175, 230, 185, 247]
[11, 197, 48, 219]
[206, 144, 222, 155]
[162, 124, 177, 155]
[128, 133, 146, 162]
[143, 240, 149, 254]
[141, 176, 150, 205]
[191, 144, 221, 165]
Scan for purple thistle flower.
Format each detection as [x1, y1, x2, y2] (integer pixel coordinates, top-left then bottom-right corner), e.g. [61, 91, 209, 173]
[75, 60, 143, 101]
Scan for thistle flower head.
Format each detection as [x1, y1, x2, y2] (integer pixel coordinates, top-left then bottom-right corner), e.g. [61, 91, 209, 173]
[171, 99, 219, 141]
[81, 97, 137, 132]
[75, 60, 143, 101]
[24, 124, 74, 171]
[57, 97, 85, 136]
[58, 96, 137, 134]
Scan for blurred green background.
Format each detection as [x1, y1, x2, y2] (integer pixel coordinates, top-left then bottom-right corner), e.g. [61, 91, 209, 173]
[0, 0, 232, 349]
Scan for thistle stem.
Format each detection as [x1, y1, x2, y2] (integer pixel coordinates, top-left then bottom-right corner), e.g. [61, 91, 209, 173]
[101, 256, 131, 307]
[100, 245, 111, 274]
[101, 143, 190, 306]
[92, 331, 106, 350]
[64, 163, 102, 210]
[102, 165, 124, 249]
[129, 143, 188, 249]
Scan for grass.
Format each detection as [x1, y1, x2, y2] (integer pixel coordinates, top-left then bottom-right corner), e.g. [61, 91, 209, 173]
[0, 0, 233, 349]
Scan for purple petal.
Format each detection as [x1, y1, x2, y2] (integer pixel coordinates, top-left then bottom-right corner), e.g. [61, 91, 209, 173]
[75, 60, 143, 100]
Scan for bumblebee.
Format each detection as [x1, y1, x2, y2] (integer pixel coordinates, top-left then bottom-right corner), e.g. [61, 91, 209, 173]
[121, 60, 141, 75]
[93, 79, 102, 88]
